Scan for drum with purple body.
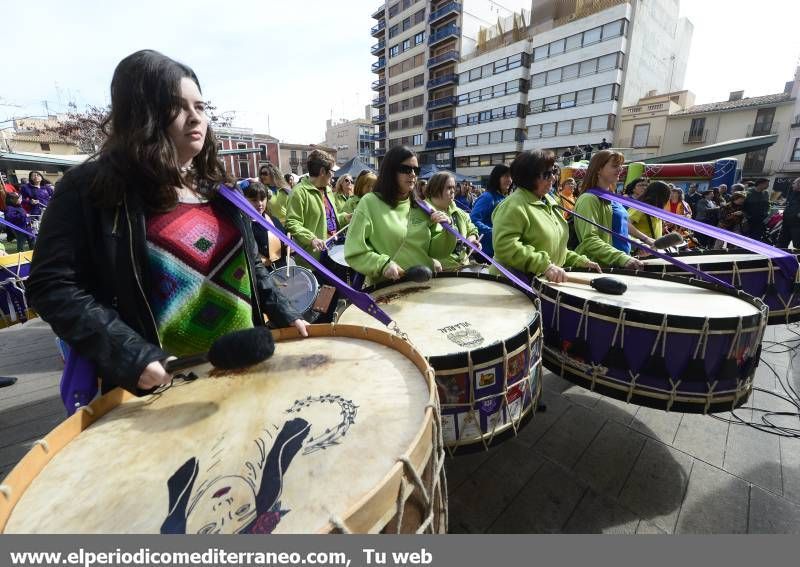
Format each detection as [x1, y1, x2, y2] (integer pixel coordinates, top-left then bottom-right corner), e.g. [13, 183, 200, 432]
[1, 251, 35, 329]
[642, 249, 800, 324]
[536, 270, 767, 413]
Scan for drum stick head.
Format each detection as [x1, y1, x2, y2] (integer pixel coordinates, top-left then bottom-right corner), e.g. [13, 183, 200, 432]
[207, 327, 276, 369]
[653, 231, 685, 249]
[590, 277, 627, 295]
[406, 265, 433, 283]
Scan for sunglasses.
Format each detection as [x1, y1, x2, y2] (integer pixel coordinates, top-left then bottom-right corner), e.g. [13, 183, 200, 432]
[397, 164, 421, 176]
[540, 168, 558, 179]
[344, 178, 353, 183]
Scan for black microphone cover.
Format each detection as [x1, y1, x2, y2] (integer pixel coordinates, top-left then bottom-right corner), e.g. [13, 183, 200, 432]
[207, 327, 276, 370]
[406, 265, 433, 283]
[590, 277, 627, 296]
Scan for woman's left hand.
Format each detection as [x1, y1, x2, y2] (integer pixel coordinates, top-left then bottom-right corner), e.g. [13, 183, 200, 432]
[468, 235, 482, 249]
[292, 319, 311, 337]
[432, 258, 443, 273]
[431, 211, 450, 224]
[583, 261, 602, 273]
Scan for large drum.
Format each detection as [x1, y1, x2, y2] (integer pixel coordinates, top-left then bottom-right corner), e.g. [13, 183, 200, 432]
[0, 251, 34, 329]
[337, 272, 543, 453]
[536, 271, 767, 413]
[642, 249, 800, 324]
[0, 325, 446, 534]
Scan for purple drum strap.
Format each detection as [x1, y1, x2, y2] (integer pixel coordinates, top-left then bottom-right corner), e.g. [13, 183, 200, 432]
[557, 202, 734, 290]
[587, 188, 799, 281]
[0, 216, 35, 238]
[60, 347, 98, 416]
[218, 185, 393, 326]
[415, 199, 536, 294]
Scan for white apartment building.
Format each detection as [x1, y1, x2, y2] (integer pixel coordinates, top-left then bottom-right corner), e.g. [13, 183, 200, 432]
[523, 0, 692, 157]
[324, 113, 376, 169]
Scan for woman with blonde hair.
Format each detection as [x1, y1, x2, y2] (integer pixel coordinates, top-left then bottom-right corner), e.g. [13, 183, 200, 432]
[333, 174, 355, 212]
[572, 150, 643, 269]
[343, 171, 376, 214]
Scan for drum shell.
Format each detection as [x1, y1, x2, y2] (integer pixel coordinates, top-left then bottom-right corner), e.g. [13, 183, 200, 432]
[338, 272, 543, 452]
[0, 325, 447, 534]
[537, 269, 767, 413]
[642, 248, 800, 325]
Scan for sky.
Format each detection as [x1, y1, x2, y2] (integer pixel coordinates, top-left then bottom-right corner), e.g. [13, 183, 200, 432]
[1, 0, 799, 144]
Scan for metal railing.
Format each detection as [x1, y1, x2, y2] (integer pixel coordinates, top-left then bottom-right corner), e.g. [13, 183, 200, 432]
[372, 96, 386, 106]
[371, 20, 385, 35]
[425, 138, 456, 149]
[371, 59, 386, 72]
[683, 129, 709, 144]
[371, 79, 386, 90]
[372, 131, 386, 141]
[426, 95, 457, 109]
[372, 114, 386, 123]
[371, 41, 385, 55]
[428, 74, 458, 89]
[427, 50, 459, 68]
[429, 2, 462, 23]
[371, 4, 384, 19]
[747, 122, 780, 137]
[426, 117, 455, 130]
[428, 24, 460, 45]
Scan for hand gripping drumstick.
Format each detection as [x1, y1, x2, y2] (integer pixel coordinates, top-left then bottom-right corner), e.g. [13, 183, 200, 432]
[324, 223, 350, 247]
[164, 327, 276, 374]
[554, 273, 628, 295]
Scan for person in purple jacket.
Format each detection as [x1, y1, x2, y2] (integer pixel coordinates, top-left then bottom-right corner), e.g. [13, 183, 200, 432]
[20, 171, 53, 217]
[3, 192, 35, 250]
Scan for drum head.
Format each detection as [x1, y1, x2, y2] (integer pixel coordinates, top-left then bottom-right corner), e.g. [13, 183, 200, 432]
[338, 274, 536, 358]
[643, 253, 763, 267]
[267, 266, 318, 313]
[327, 245, 348, 268]
[4, 329, 434, 534]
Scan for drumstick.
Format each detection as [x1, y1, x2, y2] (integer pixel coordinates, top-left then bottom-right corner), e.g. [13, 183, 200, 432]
[165, 327, 276, 374]
[554, 274, 628, 295]
[465, 233, 484, 261]
[324, 223, 350, 247]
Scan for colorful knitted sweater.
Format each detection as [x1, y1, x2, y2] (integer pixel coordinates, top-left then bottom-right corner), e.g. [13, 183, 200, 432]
[146, 202, 254, 356]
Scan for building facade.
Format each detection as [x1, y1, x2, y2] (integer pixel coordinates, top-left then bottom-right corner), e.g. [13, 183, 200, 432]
[370, 0, 532, 169]
[324, 114, 376, 168]
[776, 67, 800, 192]
[216, 127, 280, 179]
[615, 90, 694, 162]
[279, 143, 338, 176]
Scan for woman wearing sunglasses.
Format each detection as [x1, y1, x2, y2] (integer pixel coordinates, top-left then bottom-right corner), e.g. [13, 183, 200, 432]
[491, 150, 599, 283]
[572, 150, 644, 270]
[333, 175, 355, 212]
[344, 146, 449, 284]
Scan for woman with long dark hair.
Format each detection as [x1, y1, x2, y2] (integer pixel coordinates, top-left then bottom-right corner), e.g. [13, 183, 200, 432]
[628, 180, 671, 241]
[572, 150, 643, 269]
[469, 163, 511, 258]
[26, 50, 309, 396]
[20, 170, 53, 217]
[344, 146, 448, 284]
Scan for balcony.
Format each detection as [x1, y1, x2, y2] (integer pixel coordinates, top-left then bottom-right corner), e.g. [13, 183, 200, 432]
[743, 160, 773, 174]
[618, 135, 662, 149]
[371, 4, 384, 19]
[427, 95, 456, 110]
[430, 2, 462, 24]
[429, 24, 460, 46]
[427, 50, 459, 68]
[372, 95, 386, 107]
[426, 117, 455, 130]
[372, 114, 386, 124]
[371, 78, 386, 91]
[371, 58, 386, 73]
[373, 147, 386, 157]
[372, 131, 386, 141]
[683, 129, 710, 144]
[371, 40, 385, 55]
[425, 138, 456, 150]
[428, 73, 458, 89]
[746, 122, 780, 137]
[371, 20, 385, 37]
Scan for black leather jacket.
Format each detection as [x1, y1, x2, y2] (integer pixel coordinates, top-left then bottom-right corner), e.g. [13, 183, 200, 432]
[26, 161, 301, 394]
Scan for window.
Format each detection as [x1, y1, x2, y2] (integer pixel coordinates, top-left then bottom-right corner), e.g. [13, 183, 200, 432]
[412, 134, 423, 146]
[238, 161, 250, 178]
[591, 115, 612, 132]
[566, 34, 582, 51]
[259, 144, 268, 160]
[533, 45, 548, 61]
[689, 117, 706, 140]
[557, 121, 572, 136]
[594, 84, 613, 102]
[549, 39, 565, 56]
[576, 88, 593, 105]
[532, 72, 546, 87]
[469, 67, 482, 81]
[467, 134, 478, 146]
[237, 142, 247, 151]
[583, 26, 602, 45]
[530, 99, 544, 113]
[544, 96, 559, 111]
[546, 68, 561, 84]
[414, 32, 424, 45]
[502, 129, 516, 142]
[602, 20, 624, 39]
[598, 53, 618, 71]
[579, 59, 596, 77]
[573, 117, 590, 134]
[792, 138, 800, 161]
[562, 63, 580, 81]
[541, 123, 556, 138]
[561, 92, 576, 109]
[40, 143, 51, 151]
[389, 45, 400, 57]
[402, 39, 410, 50]
[632, 124, 650, 148]
[490, 131, 502, 144]
[478, 132, 490, 145]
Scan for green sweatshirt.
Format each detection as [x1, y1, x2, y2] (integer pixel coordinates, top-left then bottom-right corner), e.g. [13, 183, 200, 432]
[573, 192, 633, 267]
[334, 192, 350, 213]
[284, 178, 347, 262]
[344, 193, 436, 285]
[342, 195, 361, 215]
[423, 200, 479, 270]
[270, 187, 291, 225]
[490, 188, 591, 276]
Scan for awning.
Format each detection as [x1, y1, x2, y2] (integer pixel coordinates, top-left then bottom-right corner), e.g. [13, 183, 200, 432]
[644, 135, 778, 164]
[0, 150, 88, 171]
